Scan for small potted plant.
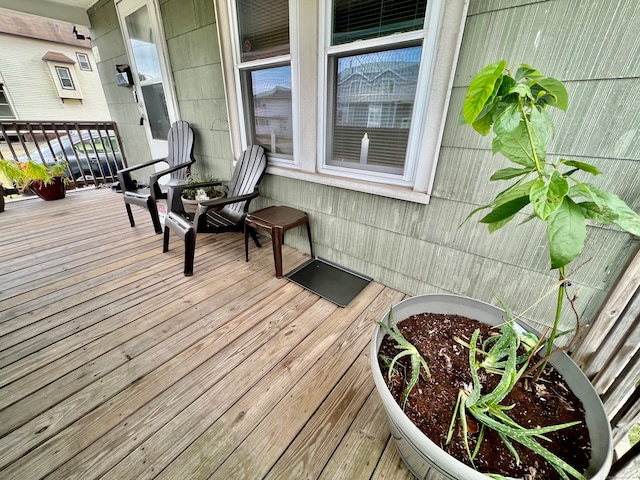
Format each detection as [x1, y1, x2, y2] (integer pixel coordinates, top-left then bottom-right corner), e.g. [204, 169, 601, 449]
[371, 61, 640, 480]
[0, 158, 68, 202]
[180, 172, 226, 213]
[29, 160, 68, 201]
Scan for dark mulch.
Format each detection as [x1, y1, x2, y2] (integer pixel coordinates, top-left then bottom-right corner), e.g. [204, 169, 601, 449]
[378, 312, 591, 480]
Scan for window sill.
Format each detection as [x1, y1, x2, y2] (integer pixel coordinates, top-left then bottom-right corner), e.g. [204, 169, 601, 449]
[267, 165, 431, 204]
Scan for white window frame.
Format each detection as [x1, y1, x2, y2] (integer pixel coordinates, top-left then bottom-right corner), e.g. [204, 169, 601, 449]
[226, 0, 299, 167]
[55, 66, 75, 90]
[217, 0, 468, 204]
[0, 83, 16, 119]
[76, 52, 92, 71]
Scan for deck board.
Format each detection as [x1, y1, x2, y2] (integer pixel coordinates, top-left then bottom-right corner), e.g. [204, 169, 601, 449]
[0, 188, 412, 480]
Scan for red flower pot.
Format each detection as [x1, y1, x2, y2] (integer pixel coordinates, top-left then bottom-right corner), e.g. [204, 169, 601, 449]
[30, 177, 66, 201]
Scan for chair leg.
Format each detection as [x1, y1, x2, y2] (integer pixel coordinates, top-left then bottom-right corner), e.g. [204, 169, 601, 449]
[184, 228, 196, 276]
[306, 221, 314, 258]
[244, 225, 250, 262]
[272, 226, 284, 278]
[146, 197, 162, 234]
[163, 226, 171, 252]
[249, 228, 261, 248]
[125, 202, 135, 227]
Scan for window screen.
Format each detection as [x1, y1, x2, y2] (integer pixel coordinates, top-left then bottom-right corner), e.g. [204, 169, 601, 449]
[55, 66, 75, 90]
[237, 0, 290, 62]
[332, 0, 428, 45]
[76, 53, 92, 71]
[243, 65, 293, 156]
[236, 0, 292, 161]
[328, 45, 421, 174]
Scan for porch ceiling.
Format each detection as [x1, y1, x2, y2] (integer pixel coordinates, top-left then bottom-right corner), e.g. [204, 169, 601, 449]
[0, 0, 94, 26]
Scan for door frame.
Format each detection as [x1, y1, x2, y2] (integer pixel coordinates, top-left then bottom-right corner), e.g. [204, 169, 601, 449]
[116, 0, 179, 160]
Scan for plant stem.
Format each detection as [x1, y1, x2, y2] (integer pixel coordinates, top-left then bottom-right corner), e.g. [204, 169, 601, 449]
[535, 266, 566, 379]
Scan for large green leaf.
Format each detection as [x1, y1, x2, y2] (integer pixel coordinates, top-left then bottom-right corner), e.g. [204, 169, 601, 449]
[527, 106, 551, 163]
[616, 207, 640, 236]
[581, 184, 640, 236]
[547, 197, 587, 269]
[488, 215, 516, 232]
[480, 196, 531, 224]
[530, 171, 569, 220]
[495, 122, 536, 167]
[472, 110, 495, 136]
[560, 159, 601, 175]
[577, 202, 619, 224]
[493, 103, 521, 136]
[514, 64, 541, 83]
[568, 183, 605, 209]
[490, 167, 534, 181]
[532, 77, 569, 111]
[463, 60, 507, 125]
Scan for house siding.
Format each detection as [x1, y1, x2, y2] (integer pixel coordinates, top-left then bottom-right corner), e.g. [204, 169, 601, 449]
[88, 0, 640, 334]
[88, 0, 151, 166]
[0, 29, 110, 121]
[88, 0, 231, 179]
[256, 0, 640, 334]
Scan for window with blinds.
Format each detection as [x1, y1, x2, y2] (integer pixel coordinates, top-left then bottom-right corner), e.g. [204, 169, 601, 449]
[237, 0, 290, 62]
[332, 0, 428, 45]
[236, 0, 293, 161]
[325, 1, 427, 176]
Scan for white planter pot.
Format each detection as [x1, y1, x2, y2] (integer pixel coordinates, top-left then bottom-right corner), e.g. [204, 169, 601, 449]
[181, 197, 199, 214]
[181, 196, 224, 214]
[370, 294, 613, 480]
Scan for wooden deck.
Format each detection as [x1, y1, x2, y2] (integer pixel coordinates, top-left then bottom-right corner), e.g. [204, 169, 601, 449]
[0, 188, 414, 480]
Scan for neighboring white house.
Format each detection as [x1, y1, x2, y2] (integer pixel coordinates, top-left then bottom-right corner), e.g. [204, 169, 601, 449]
[0, 8, 110, 121]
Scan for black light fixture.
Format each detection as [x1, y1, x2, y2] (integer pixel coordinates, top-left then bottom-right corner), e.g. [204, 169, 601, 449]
[72, 26, 91, 41]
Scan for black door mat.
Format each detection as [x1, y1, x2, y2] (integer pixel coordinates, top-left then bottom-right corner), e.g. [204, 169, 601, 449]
[285, 257, 373, 307]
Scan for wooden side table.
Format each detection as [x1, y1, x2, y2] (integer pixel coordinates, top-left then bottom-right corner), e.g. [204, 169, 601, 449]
[244, 206, 314, 277]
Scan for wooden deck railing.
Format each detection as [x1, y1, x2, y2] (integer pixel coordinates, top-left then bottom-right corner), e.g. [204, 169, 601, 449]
[573, 244, 640, 475]
[0, 121, 126, 189]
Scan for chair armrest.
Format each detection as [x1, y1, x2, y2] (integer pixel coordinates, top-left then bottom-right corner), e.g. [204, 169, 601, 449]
[1, 183, 18, 196]
[117, 157, 173, 192]
[116, 157, 168, 176]
[148, 160, 195, 186]
[195, 187, 259, 213]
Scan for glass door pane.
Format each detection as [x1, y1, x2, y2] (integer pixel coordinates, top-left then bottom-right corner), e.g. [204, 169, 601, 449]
[125, 4, 170, 141]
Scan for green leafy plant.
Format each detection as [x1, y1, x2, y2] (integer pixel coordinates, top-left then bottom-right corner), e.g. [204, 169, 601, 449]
[378, 61, 637, 479]
[0, 158, 64, 193]
[181, 172, 226, 200]
[377, 308, 431, 409]
[462, 60, 640, 363]
[437, 60, 640, 478]
[448, 300, 584, 480]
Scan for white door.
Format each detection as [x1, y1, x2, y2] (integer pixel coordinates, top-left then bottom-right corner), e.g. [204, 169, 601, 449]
[117, 0, 178, 160]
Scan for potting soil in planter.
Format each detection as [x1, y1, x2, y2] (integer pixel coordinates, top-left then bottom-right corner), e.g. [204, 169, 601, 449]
[378, 312, 591, 480]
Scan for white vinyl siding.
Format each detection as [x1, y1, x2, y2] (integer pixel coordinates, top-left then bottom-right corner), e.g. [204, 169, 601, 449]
[0, 34, 109, 119]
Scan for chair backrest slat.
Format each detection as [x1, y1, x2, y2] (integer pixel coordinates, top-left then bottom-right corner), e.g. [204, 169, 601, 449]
[166, 120, 195, 182]
[224, 145, 267, 216]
